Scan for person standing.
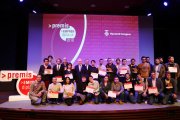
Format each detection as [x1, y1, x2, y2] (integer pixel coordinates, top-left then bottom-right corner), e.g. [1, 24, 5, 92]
[98, 59, 107, 83]
[138, 56, 150, 82]
[48, 55, 56, 68]
[38, 58, 52, 89]
[153, 58, 166, 79]
[128, 58, 138, 80]
[165, 56, 180, 91]
[118, 59, 130, 83]
[74, 58, 86, 84]
[53, 58, 64, 78]
[106, 58, 117, 83]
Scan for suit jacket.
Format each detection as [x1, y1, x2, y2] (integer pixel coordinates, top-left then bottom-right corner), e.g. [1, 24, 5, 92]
[147, 78, 164, 93]
[53, 64, 64, 77]
[74, 64, 87, 83]
[84, 64, 92, 77]
[38, 65, 52, 81]
[153, 64, 166, 79]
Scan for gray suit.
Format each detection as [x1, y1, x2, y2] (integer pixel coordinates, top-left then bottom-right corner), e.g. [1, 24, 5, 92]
[147, 78, 164, 105]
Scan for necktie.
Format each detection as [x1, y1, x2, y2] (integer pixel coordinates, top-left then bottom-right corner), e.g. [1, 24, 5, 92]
[57, 65, 60, 70]
[79, 65, 81, 72]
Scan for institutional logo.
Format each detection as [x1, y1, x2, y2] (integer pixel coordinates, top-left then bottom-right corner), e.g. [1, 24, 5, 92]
[48, 23, 76, 42]
[104, 29, 132, 37]
[104, 30, 109, 36]
[59, 26, 76, 42]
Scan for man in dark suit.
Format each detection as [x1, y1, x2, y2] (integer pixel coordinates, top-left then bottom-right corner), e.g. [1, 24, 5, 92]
[147, 72, 164, 105]
[84, 59, 92, 78]
[53, 58, 64, 77]
[38, 58, 52, 89]
[74, 58, 86, 84]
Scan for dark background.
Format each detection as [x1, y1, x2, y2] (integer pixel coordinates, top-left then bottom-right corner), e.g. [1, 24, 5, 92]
[0, 0, 180, 91]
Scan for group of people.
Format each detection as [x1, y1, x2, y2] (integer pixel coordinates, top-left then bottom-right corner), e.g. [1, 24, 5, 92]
[29, 55, 180, 106]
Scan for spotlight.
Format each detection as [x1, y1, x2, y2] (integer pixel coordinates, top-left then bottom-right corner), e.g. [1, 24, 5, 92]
[19, 0, 23, 2]
[147, 13, 152, 16]
[163, 1, 168, 6]
[32, 10, 37, 14]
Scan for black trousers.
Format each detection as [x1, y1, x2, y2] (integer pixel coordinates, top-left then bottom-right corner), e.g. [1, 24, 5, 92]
[64, 98, 74, 106]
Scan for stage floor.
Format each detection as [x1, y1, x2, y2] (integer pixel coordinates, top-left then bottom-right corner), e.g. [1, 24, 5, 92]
[0, 100, 180, 111]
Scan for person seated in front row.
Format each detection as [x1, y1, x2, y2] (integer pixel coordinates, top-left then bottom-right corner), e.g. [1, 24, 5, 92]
[76, 75, 88, 105]
[64, 63, 75, 83]
[29, 75, 47, 105]
[147, 72, 164, 105]
[111, 77, 124, 104]
[86, 76, 100, 104]
[123, 73, 136, 104]
[47, 77, 63, 104]
[134, 73, 148, 104]
[162, 72, 177, 104]
[62, 77, 75, 106]
[100, 75, 112, 104]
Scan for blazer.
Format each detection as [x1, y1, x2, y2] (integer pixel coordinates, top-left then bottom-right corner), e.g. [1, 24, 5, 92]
[53, 64, 64, 77]
[74, 64, 87, 83]
[147, 78, 164, 93]
[84, 64, 92, 76]
[153, 64, 166, 79]
[38, 65, 52, 81]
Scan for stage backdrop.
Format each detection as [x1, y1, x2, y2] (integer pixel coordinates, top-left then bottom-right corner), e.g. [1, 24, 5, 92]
[28, 14, 153, 73]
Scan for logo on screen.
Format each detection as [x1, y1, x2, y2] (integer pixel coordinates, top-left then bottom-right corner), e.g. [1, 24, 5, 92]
[59, 26, 76, 42]
[104, 30, 109, 36]
[104, 29, 131, 37]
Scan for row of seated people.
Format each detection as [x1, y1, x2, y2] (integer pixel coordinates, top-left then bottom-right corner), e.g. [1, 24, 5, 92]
[29, 71, 177, 106]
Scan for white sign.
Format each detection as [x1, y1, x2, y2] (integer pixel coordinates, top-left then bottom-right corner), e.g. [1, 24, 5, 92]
[91, 72, 98, 79]
[134, 84, 144, 91]
[148, 87, 158, 94]
[0, 70, 33, 82]
[65, 74, 73, 79]
[98, 70, 106, 76]
[56, 76, 63, 82]
[168, 67, 177, 73]
[44, 69, 53, 75]
[124, 82, 133, 89]
[108, 91, 116, 98]
[120, 69, 128, 75]
[85, 86, 94, 94]
[48, 92, 59, 98]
